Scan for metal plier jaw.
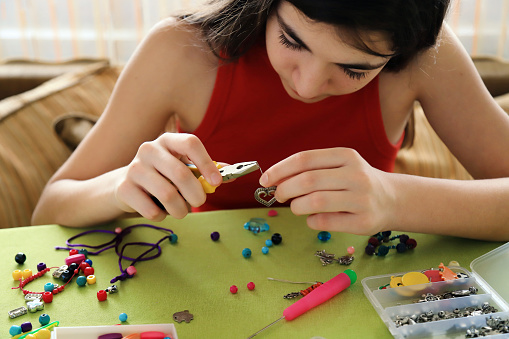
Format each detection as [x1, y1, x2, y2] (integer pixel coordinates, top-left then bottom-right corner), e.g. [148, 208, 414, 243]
[186, 161, 260, 193]
[219, 161, 260, 181]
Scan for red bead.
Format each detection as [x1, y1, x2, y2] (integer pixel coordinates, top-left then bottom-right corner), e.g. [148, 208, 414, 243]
[36, 272, 43, 277]
[42, 292, 53, 303]
[229, 285, 238, 294]
[406, 238, 417, 249]
[58, 286, 64, 292]
[53, 288, 59, 295]
[79, 262, 90, 272]
[368, 237, 380, 247]
[84, 267, 94, 276]
[97, 290, 107, 301]
[69, 249, 79, 256]
[247, 282, 255, 290]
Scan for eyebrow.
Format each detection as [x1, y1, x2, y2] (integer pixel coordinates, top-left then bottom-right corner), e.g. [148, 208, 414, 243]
[276, 12, 389, 71]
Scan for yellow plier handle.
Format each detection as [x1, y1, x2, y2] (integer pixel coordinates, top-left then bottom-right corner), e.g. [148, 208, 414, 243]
[186, 162, 222, 194]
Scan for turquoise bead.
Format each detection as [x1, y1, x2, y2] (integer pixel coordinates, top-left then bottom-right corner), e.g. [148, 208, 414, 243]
[169, 234, 178, 244]
[244, 218, 270, 234]
[9, 325, 22, 336]
[262, 246, 269, 254]
[76, 276, 87, 286]
[265, 239, 273, 247]
[44, 282, 54, 292]
[119, 313, 128, 322]
[39, 313, 50, 326]
[242, 248, 252, 258]
[78, 249, 88, 258]
[317, 231, 331, 242]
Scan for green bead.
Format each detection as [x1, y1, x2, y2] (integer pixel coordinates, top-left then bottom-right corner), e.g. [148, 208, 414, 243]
[377, 245, 390, 256]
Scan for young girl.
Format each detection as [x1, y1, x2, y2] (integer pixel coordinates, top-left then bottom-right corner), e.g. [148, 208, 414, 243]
[32, 0, 509, 241]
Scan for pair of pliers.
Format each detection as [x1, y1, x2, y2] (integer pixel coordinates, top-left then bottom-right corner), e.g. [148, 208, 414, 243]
[186, 161, 260, 193]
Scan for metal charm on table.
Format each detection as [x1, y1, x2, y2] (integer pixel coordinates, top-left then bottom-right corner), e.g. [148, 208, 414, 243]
[315, 250, 354, 266]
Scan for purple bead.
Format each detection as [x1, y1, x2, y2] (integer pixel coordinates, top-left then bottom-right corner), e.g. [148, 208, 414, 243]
[210, 231, 220, 241]
[20, 322, 32, 333]
[365, 244, 376, 255]
[399, 234, 410, 243]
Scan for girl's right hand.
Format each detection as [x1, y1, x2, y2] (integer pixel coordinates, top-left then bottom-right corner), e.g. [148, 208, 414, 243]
[114, 133, 222, 221]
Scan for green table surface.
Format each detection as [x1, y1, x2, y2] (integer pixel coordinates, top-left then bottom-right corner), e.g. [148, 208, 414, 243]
[1, 208, 504, 338]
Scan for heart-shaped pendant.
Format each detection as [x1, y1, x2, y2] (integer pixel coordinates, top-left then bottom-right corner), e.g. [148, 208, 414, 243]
[254, 186, 277, 207]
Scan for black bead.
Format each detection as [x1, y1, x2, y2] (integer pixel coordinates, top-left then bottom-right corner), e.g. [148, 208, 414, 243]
[15, 252, 26, 264]
[60, 270, 73, 283]
[271, 233, 282, 245]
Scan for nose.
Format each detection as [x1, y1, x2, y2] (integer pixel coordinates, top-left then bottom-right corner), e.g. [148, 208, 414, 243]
[292, 60, 331, 99]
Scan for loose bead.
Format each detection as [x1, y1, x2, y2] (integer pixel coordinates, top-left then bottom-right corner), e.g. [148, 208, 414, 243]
[399, 234, 410, 243]
[78, 249, 89, 258]
[21, 321, 32, 332]
[9, 325, 22, 336]
[36, 262, 47, 272]
[247, 282, 255, 290]
[169, 234, 178, 244]
[262, 246, 269, 254]
[39, 313, 50, 325]
[267, 209, 278, 217]
[22, 269, 33, 279]
[115, 227, 123, 234]
[44, 283, 54, 292]
[347, 246, 355, 255]
[230, 285, 238, 294]
[12, 269, 22, 280]
[69, 249, 79, 256]
[42, 292, 53, 303]
[271, 233, 282, 245]
[79, 262, 90, 272]
[85, 259, 93, 266]
[15, 252, 27, 264]
[84, 266, 95, 276]
[87, 275, 96, 285]
[119, 313, 128, 322]
[97, 290, 108, 301]
[265, 239, 273, 247]
[126, 265, 137, 276]
[317, 231, 331, 242]
[76, 276, 87, 286]
[242, 248, 252, 258]
[210, 231, 220, 241]
[65, 254, 86, 266]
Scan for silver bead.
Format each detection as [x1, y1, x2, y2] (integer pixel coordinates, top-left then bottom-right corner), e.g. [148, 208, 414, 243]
[24, 293, 43, 302]
[8, 307, 27, 319]
[27, 300, 44, 313]
[52, 265, 68, 278]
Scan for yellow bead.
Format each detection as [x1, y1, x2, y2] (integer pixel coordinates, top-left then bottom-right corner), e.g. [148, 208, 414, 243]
[35, 329, 51, 339]
[22, 269, 33, 279]
[86, 275, 96, 285]
[25, 335, 37, 339]
[12, 269, 22, 280]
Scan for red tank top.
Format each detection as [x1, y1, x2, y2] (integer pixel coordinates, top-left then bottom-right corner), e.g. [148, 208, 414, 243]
[182, 41, 403, 212]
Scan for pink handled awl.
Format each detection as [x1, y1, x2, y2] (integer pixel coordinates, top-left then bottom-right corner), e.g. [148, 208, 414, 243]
[246, 269, 357, 338]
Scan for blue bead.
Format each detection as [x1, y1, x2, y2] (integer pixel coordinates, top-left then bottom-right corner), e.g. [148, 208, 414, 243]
[262, 246, 269, 254]
[76, 276, 87, 286]
[44, 282, 54, 292]
[265, 239, 273, 247]
[9, 325, 22, 336]
[242, 248, 252, 258]
[317, 231, 331, 242]
[85, 259, 93, 266]
[244, 218, 270, 234]
[169, 234, 178, 244]
[119, 313, 128, 322]
[39, 313, 50, 326]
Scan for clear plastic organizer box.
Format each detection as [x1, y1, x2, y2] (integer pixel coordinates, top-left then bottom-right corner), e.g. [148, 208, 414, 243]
[362, 242, 509, 338]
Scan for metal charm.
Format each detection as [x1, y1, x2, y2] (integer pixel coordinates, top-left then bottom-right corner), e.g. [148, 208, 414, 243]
[105, 285, 118, 293]
[27, 300, 44, 313]
[254, 186, 277, 207]
[25, 293, 43, 302]
[8, 306, 27, 319]
[173, 310, 194, 323]
[315, 250, 354, 266]
[52, 265, 68, 278]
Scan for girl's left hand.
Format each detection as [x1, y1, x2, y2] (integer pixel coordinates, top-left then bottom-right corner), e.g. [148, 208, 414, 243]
[259, 148, 395, 235]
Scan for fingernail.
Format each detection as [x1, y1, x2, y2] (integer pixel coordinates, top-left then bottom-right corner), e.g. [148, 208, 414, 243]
[259, 173, 268, 187]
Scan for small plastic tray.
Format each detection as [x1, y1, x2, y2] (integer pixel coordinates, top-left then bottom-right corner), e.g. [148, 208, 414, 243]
[362, 242, 509, 338]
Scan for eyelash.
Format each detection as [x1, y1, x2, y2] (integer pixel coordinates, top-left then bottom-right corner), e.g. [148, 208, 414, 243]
[278, 31, 368, 81]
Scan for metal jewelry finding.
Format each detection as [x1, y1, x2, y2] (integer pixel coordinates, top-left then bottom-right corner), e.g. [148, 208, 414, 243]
[315, 250, 354, 266]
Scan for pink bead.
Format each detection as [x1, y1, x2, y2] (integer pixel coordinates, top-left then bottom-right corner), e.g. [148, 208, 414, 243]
[347, 246, 355, 255]
[267, 209, 278, 217]
[65, 254, 86, 266]
[229, 285, 238, 294]
[247, 282, 255, 290]
[126, 266, 137, 276]
[115, 227, 123, 234]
